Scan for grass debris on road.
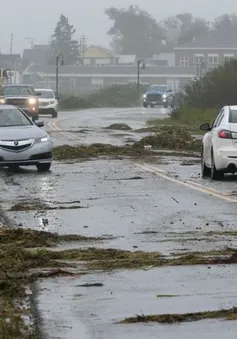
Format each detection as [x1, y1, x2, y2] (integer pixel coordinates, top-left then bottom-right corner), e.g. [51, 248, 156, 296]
[52, 127, 201, 161]
[133, 126, 201, 152]
[105, 123, 132, 130]
[119, 307, 237, 324]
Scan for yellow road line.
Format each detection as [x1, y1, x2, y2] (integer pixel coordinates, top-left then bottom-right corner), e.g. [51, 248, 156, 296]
[48, 118, 79, 140]
[135, 163, 237, 203]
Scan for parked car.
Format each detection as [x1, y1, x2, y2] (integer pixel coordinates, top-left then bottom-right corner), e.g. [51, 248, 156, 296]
[0, 84, 40, 121]
[35, 88, 58, 118]
[200, 105, 237, 180]
[0, 105, 53, 171]
[142, 85, 172, 108]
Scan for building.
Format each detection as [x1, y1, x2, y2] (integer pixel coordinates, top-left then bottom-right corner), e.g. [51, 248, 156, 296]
[83, 45, 116, 66]
[174, 35, 237, 69]
[0, 54, 22, 84]
[22, 64, 197, 94]
[21, 44, 54, 69]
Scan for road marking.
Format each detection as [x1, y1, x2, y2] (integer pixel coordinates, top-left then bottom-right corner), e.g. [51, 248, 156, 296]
[135, 163, 237, 203]
[48, 118, 80, 140]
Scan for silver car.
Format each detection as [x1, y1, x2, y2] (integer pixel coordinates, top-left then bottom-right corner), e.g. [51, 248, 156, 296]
[0, 105, 53, 171]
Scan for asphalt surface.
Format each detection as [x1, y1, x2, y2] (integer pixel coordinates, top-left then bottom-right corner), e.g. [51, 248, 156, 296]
[1, 107, 237, 339]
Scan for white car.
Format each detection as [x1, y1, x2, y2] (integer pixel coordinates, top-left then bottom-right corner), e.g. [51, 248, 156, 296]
[200, 105, 237, 180]
[35, 88, 58, 118]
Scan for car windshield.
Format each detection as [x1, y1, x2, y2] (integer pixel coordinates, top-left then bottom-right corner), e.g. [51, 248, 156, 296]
[38, 90, 54, 99]
[147, 85, 168, 92]
[229, 109, 237, 123]
[1, 86, 34, 96]
[0, 108, 32, 127]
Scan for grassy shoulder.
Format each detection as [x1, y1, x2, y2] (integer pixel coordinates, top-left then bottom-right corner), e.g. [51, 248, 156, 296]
[146, 107, 217, 134]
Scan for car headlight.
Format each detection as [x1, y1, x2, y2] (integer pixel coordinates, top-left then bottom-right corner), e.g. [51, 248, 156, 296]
[143, 94, 147, 99]
[162, 94, 167, 98]
[0, 98, 6, 104]
[28, 97, 37, 105]
[35, 136, 49, 143]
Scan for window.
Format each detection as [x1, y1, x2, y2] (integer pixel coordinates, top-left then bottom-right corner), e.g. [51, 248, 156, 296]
[229, 109, 237, 123]
[37, 90, 54, 99]
[180, 57, 189, 67]
[0, 108, 32, 127]
[1, 86, 34, 96]
[194, 54, 204, 65]
[213, 109, 224, 128]
[224, 54, 234, 63]
[208, 54, 218, 65]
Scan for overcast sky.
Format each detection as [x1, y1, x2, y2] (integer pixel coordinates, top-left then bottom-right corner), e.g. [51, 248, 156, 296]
[2, 0, 237, 54]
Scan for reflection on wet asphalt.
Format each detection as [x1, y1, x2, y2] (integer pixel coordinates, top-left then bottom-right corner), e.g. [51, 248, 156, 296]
[2, 108, 237, 338]
[38, 265, 237, 339]
[1, 159, 237, 254]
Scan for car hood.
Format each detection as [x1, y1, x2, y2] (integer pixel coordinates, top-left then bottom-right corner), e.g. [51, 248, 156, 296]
[0, 125, 47, 141]
[146, 91, 167, 95]
[2, 96, 30, 99]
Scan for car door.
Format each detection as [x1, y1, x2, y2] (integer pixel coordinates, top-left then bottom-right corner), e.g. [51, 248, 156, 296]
[205, 109, 224, 167]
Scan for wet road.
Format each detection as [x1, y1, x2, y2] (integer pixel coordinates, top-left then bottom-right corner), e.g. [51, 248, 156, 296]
[44, 107, 169, 146]
[2, 107, 237, 338]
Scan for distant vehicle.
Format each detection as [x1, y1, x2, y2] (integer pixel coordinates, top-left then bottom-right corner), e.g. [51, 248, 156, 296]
[0, 105, 53, 172]
[200, 105, 237, 180]
[35, 88, 58, 118]
[142, 84, 172, 108]
[0, 84, 41, 122]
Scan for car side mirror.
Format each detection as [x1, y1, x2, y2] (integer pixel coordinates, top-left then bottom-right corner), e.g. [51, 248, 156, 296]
[200, 122, 211, 131]
[55, 96, 59, 100]
[35, 121, 44, 127]
[168, 89, 172, 92]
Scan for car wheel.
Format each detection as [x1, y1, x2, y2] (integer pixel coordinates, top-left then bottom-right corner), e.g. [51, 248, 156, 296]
[143, 103, 147, 108]
[211, 151, 224, 180]
[150, 104, 154, 108]
[8, 165, 19, 171]
[36, 163, 51, 172]
[201, 148, 210, 177]
[163, 103, 168, 108]
[52, 110, 58, 118]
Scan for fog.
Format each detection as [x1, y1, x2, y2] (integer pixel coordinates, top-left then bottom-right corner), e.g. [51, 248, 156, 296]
[2, 0, 237, 54]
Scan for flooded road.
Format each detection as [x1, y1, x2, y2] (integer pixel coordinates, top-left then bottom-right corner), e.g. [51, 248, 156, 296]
[1, 107, 237, 338]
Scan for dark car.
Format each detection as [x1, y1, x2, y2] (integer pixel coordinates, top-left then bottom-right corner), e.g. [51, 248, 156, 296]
[142, 84, 172, 108]
[0, 84, 41, 121]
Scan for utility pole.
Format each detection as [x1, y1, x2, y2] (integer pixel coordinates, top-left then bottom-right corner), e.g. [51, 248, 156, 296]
[137, 59, 146, 98]
[10, 34, 13, 54]
[79, 35, 87, 65]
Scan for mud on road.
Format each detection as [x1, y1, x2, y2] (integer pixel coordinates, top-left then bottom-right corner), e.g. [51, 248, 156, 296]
[1, 107, 237, 339]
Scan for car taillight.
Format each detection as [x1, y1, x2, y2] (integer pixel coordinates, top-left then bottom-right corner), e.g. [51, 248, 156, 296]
[218, 130, 232, 139]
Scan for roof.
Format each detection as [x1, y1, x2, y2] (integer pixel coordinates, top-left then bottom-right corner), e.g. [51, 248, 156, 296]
[175, 34, 237, 49]
[2, 84, 33, 87]
[21, 45, 54, 68]
[84, 45, 115, 58]
[0, 54, 21, 69]
[34, 88, 53, 91]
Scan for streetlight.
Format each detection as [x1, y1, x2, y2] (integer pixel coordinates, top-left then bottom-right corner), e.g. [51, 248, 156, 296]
[137, 59, 146, 97]
[56, 53, 65, 99]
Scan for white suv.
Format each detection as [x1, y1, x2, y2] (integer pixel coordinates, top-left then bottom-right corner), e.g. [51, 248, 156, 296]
[200, 105, 237, 180]
[35, 88, 58, 118]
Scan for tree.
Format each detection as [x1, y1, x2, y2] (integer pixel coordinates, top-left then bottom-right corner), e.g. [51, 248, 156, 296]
[212, 14, 237, 38]
[105, 5, 164, 57]
[176, 13, 210, 45]
[184, 59, 237, 108]
[51, 14, 80, 65]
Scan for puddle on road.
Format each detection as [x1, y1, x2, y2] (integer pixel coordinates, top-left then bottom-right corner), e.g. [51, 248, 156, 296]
[37, 265, 237, 339]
